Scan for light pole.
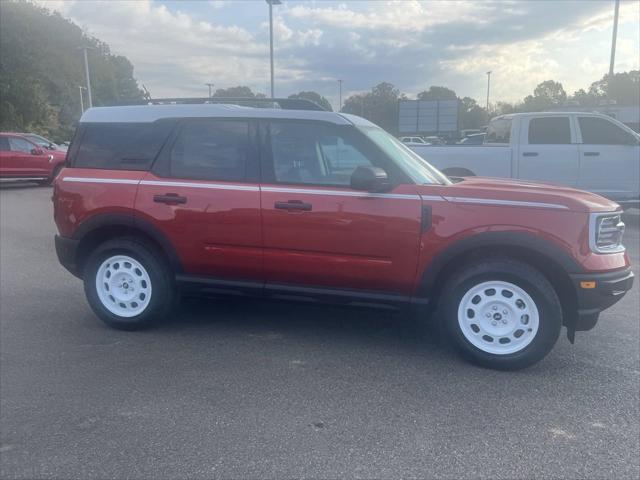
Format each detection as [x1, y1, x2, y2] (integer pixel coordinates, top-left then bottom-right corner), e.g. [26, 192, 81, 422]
[486, 71, 492, 113]
[78, 86, 86, 114]
[205, 83, 215, 98]
[78, 46, 94, 108]
[338, 79, 343, 112]
[609, 0, 620, 77]
[266, 0, 282, 99]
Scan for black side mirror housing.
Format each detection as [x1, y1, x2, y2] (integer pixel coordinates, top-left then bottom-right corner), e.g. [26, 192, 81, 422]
[350, 166, 391, 192]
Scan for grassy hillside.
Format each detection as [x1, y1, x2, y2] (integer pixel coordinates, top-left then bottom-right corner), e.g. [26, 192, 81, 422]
[0, 0, 144, 141]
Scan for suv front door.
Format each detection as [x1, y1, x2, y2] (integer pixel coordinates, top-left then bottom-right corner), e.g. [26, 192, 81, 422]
[259, 120, 423, 296]
[135, 118, 263, 281]
[4, 136, 50, 177]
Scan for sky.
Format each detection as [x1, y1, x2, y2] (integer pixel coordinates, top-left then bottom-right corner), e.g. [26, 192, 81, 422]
[39, 0, 640, 110]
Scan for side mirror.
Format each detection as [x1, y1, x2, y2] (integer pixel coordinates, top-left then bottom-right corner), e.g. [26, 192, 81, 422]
[31, 148, 44, 155]
[350, 166, 391, 192]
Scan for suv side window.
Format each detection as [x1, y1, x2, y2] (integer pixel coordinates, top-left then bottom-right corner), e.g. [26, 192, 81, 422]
[74, 122, 172, 170]
[578, 117, 635, 145]
[8, 137, 35, 153]
[485, 118, 511, 144]
[267, 122, 373, 186]
[168, 120, 249, 181]
[0, 137, 10, 151]
[528, 117, 571, 144]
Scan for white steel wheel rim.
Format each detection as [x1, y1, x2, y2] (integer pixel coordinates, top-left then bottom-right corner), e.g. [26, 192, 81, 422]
[457, 280, 540, 355]
[95, 255, 152, 318]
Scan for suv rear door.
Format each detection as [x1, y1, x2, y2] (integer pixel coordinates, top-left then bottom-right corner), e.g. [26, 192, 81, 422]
[259, 120, 423, 296]
[135, 118, 263, 281]
[517, 115, 579, 186]
[576, 115, 640, 201]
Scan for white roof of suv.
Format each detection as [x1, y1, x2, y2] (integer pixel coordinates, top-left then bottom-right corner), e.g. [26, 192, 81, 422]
[80, 104, 358, 125]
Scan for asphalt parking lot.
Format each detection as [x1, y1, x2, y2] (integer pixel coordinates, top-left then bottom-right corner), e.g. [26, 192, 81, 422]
[1, 184, 639, 479]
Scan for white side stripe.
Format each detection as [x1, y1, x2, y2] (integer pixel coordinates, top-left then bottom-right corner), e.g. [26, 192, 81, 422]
[63, 177, 140, 185]
[61, 177, 569, 209]
[261, 186, 421, 200]
[140, 180, 259, 191]
[443, 196, 569, 210]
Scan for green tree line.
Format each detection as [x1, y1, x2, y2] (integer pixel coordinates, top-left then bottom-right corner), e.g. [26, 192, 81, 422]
[0, 0, 144, 141]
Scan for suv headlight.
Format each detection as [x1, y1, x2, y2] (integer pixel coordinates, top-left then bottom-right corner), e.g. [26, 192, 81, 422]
[589, 212, 626, 253]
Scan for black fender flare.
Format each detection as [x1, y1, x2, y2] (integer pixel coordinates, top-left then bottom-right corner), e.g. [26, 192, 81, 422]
[72, 213, 183, 273]
[417, 231, 583, 296]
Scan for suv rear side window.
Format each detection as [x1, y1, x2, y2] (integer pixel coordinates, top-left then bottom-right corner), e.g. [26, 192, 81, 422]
[0, 137, 10, 151]
[578, 117, 635, 145]
[485, 118, 511, 144]
[74, 122, 172, 170]
[528, 117, 571, 144]
[168, 120, 249, 182]
[267, 122, 373, 186]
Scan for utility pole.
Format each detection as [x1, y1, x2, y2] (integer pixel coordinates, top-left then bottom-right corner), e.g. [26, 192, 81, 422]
[78, 46, 93, 108]
[486, 71, 492, 113]
[338, 79, 343, 112]
[78, 86, 86, 114]
[609, 0, 620, 77]
[266, 0, 282, 99]
[205, 83, 215, 98]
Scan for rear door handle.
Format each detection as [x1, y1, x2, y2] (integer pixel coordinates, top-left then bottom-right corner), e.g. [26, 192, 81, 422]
[274, 200, 312, 211]
[583, 151, 600, 156]
[154, 193, 187, 204]
[522, 152, 538, 157]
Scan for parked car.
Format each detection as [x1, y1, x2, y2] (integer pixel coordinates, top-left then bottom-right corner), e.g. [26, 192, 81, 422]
[400, 136, 428, 145]
[424, 135, 446, 145]
[53, 103, 633, 370]
[460, 129, 484, 138]
[410, 112, 640, 207]
[0, 132, 66, 185]
[22, 133, 68, 152]
[457, 133, 485, 145]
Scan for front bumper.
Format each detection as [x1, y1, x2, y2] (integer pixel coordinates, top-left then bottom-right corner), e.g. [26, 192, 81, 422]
[569, 266, 634, 333]
[55, 234, 80, 277]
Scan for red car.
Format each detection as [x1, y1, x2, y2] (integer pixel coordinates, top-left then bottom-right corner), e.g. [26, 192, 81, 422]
[52, 103, 633, 370]
[0, 132, 67, 185]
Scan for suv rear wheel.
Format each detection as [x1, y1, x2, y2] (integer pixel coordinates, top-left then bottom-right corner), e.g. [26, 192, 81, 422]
[83, 238, 175, 330]
[439, 258, 562, 370]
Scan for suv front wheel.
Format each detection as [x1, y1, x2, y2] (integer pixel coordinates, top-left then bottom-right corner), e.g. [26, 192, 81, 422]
[440, 258, 562, 370]
[83, 238, 175, 330]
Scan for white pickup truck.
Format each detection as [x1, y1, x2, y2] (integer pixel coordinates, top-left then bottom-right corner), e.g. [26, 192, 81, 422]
[410, 112, 640, 207]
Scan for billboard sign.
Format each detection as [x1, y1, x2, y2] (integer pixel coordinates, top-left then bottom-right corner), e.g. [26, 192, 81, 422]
[398, 99, 459, 135]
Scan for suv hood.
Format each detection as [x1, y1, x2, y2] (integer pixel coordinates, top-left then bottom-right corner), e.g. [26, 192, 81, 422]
[421, 176, 620, 213]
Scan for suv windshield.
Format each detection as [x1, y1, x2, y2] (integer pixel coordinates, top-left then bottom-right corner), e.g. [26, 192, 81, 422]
[358, 126, 451, 185]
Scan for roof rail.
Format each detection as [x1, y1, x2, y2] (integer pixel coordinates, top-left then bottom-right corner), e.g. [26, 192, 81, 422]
[111, 97, 328, 111]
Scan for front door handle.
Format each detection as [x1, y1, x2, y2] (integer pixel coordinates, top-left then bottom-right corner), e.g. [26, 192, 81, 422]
[583, 151, 600, 156]
[522, 152, 539, 157]
[154, 193, 187, 204]
[274, 200, 312, 211]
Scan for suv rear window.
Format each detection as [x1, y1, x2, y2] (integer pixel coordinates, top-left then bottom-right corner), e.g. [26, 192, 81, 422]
[74, 122, 173, 170]
[528, 117, 571, 144]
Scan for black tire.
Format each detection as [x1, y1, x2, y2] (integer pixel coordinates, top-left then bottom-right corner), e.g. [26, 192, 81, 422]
[439, 258, 562, 370]
[82, 237, 176, 330]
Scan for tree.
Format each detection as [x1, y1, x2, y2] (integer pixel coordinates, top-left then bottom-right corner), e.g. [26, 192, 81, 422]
[213, 86, 263, 98]
[0, 0, 144, 141]
[589, 71, 639, 106]
[459, 96, 487, 129]
[288, 91, 332, 111]
[342, 82, 404, 133]
[416, 86, 457, 100]
[522, 80, 567, 111]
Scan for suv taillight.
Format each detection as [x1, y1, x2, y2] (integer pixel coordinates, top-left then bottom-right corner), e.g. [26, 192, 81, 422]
[589, 213, 626, 253]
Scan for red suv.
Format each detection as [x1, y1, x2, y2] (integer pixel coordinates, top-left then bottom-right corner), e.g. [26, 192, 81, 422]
[53, 102, 633, 369]
[0, 132, 67, 185]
